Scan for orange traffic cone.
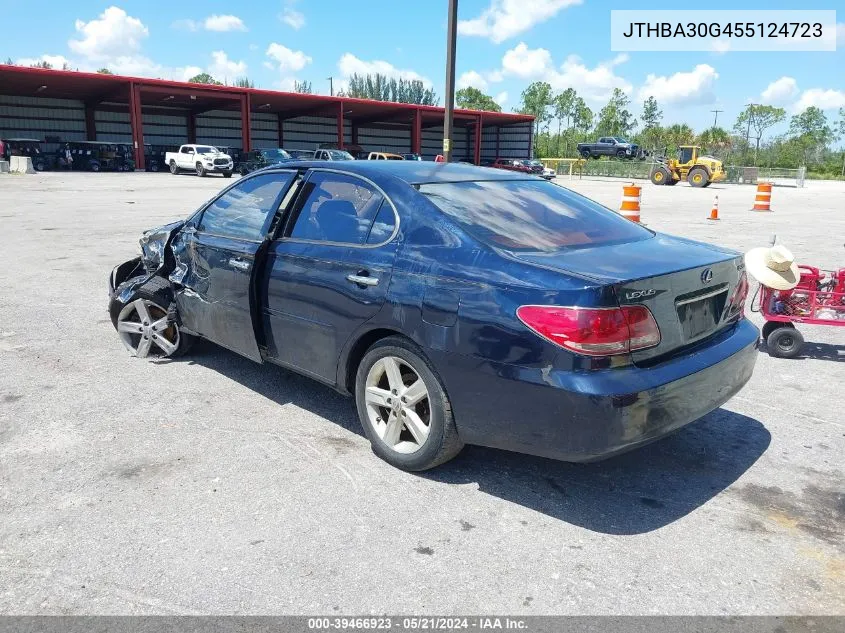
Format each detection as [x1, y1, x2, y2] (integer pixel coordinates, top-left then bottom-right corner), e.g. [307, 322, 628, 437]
[751, 182, 772, 212]
[708, 195, 719, 221]
[619, 182, 641, 223]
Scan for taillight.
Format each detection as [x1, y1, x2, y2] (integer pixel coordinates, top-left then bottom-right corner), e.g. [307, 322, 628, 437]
[516, 305, 661, 357]
[726, 271, 749, 319]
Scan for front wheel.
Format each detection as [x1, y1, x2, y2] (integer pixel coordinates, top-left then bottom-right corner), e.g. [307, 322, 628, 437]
[223, 171, 233, 178]
[150, 161, 160, 173]
[651, 167, 669, 185]
[109, 276, 194, 359]
[196, 162, 206, 177]
[766, 326, 804, 359]
[355, 337, 463, 471]
[616, 149, 627, 158]
[169, 161, 178, 174]
[90, 162, 100, 173]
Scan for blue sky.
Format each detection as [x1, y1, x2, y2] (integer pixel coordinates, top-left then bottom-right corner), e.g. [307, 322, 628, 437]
[4, 1, 844, 137]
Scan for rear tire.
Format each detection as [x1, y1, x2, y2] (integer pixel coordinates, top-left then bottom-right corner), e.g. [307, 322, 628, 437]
[90, 162, 100, 173]
[688, 167, 709, 188]
[150, 161, 160, 173]
[355, 336, 463, 471]
[766, 326, 803, 359]
[579, 149, 591, 159]
[196, 162, 206, 177]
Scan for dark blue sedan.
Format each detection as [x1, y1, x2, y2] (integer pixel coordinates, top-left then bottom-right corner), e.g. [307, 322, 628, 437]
[108, 161, 758, 471]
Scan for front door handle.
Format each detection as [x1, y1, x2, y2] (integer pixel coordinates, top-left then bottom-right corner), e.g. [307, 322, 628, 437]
[346, 273, 379, 287]
[228, 258, 250, 271]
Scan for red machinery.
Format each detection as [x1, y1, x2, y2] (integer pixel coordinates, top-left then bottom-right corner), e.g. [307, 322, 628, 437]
[753, 261, 845, 358]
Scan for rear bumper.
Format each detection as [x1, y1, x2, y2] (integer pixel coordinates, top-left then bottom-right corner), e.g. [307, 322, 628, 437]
[433, 319, 759, 462]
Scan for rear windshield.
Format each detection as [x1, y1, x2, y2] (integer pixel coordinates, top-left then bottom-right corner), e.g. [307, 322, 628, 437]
[418, 180, 652, 252]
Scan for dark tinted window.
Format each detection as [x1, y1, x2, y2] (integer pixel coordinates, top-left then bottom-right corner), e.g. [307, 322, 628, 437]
[289, 172, 384, 244]
[365, 202, 396, 245]
[199, 173, 293, 241]
[418, 180, 651, 252]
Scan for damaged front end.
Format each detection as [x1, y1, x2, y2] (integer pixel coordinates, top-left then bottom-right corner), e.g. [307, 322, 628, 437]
[108, 220, 185, 303]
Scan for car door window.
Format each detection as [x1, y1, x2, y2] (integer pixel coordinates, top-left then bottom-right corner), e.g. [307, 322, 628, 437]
[198, 172, 293, 241]
[365, 201, 397, 245]
[288, 172, 386, 245]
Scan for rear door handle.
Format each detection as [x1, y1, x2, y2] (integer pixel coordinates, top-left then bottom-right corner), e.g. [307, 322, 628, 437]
[346, 273, 379, 287]
[229, 257, 250, 271]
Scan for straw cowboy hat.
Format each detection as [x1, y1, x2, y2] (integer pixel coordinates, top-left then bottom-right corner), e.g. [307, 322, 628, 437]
[744, 245, 800, 290]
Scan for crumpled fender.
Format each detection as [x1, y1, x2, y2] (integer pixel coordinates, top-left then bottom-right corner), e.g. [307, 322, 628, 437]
[109, 220, 185, 304]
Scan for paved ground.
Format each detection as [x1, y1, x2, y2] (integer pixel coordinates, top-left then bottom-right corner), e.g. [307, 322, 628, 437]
[1, 171, 843, 615]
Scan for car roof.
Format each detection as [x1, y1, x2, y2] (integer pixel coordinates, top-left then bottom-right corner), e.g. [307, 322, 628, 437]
[267, 160, 538, 184]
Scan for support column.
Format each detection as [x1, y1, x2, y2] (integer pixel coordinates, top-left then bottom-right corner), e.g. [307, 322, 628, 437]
[412, 109, 422, 154]
[84, 104, 97, 141]
[351, 123, 359, 147]
[527, 123, 534, 159]
[240, 93, 252, 153]
[187, 111, 197, 144]
[337, 101, 345, 149]
[128, 82, 145, 171]
[277, 113, 284, 147]
[474, 115, 482, 165]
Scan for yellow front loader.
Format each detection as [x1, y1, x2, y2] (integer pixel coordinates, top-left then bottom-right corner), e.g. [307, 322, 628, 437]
[650, 146, 726, 188]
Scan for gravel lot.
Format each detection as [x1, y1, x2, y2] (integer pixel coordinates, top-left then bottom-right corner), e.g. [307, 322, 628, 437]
[1, 171, 843, 615]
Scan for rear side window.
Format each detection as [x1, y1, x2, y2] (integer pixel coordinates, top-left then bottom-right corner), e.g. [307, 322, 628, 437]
[198, 172, 293, 241]
[289, 172, 386, 245]
[418, 180, 652, 252]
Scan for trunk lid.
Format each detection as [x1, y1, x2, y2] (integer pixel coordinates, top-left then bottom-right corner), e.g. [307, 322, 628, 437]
[512, 234, 744, 364]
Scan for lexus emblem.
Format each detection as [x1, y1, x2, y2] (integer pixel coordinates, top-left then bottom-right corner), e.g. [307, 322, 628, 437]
[701, 268, 714, 284]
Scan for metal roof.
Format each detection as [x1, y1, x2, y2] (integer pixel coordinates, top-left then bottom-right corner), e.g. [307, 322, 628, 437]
[0, 64, 534, 127]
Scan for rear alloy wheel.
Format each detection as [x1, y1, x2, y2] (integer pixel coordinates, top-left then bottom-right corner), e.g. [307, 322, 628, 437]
[356, 337, 462, 471]
[767, 326, 803, 359]
[196, 162, 207, 177]
[580, 149, 591, 159]
[688, 167, 709, 187]
[90, 162, 100, 173]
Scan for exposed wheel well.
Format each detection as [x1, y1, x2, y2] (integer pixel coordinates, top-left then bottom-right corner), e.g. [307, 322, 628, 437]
[343, 328, 407, 393]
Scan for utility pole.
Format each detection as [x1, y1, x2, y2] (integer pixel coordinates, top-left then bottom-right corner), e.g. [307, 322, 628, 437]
[710, 108, 723, 128]
[442, 0, 458, 162]
[327, 77, 333, 97]
[744, 103, 757, 164]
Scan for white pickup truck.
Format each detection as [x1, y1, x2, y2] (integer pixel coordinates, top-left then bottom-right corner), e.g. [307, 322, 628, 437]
[165, 144, 234, 177]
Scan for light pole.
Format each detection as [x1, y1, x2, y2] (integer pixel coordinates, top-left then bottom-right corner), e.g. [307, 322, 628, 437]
[442, 0, 458, 162]
[327, 77, 334, 97]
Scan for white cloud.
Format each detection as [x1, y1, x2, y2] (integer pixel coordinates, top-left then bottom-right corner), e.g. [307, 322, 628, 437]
[494, 43, 630, 102]
[266, 43, 312, 72]
[761, 77, 798, 104]
[203, 14, 247, 32]
[494, 91, 508, 107]
[794, 88, 845, 112]
[208, 51, 247, 80]
[337, 53, 432, 87]
[457, 70, 489, 91]
[638, 64, 718, 106]
[709, 39, 731, 55]
[281, 8, 305, 30]
[16, 54, 72, 69]
[171, 19, 199, 32]
[458, 0, 582, 44]
[69, 6, 149, 61]
[548, 54, 631, 102]
[501, 43, 553, 78]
